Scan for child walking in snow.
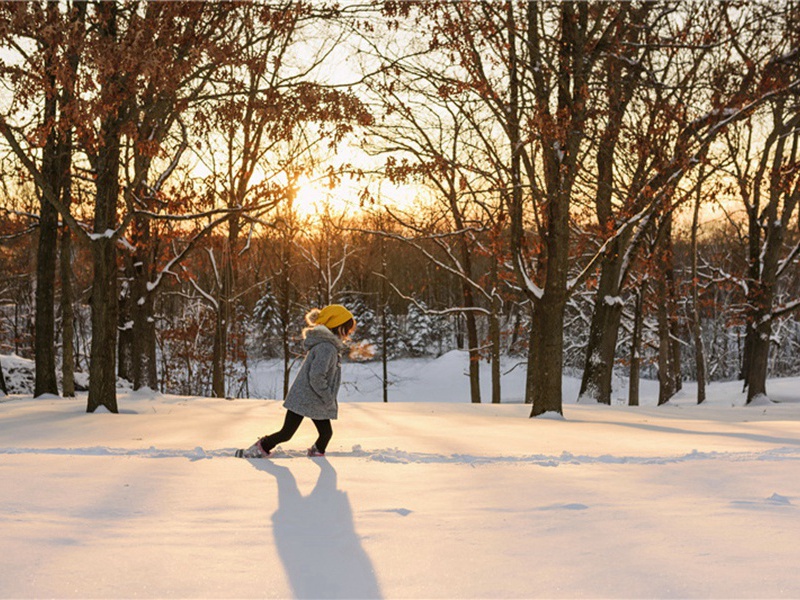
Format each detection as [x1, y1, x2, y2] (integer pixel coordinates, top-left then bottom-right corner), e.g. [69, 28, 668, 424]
[236, 304, 356, 458]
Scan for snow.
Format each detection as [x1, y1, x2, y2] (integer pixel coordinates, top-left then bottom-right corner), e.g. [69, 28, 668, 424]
[553, 140, 565, 162]
[87, 228, 116, 240]
[2, 352, 800, 598]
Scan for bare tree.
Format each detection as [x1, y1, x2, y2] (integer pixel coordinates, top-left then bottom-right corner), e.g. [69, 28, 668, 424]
[201, 4, 371, 397]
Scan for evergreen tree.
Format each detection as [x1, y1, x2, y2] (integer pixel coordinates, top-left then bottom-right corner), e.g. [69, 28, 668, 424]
[405, 301, 435, 356]
[253, 283, 286, 358]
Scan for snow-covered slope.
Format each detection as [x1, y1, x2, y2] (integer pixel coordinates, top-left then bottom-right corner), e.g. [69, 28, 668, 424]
[1, 355, 799, 598]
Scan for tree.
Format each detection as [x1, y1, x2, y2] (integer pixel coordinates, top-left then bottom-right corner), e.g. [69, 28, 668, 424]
[200, 3, 371, 397]
[0, 2, 242, 411]
[733, 96, 800, 403]
[0, 2, 86, 397]
[717, 2, 800, 403]
[115, 3, 239, 392]
[0, 355, 6, 395]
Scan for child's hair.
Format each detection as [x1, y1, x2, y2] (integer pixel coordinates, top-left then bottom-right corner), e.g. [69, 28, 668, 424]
[330, 318, 356, 339]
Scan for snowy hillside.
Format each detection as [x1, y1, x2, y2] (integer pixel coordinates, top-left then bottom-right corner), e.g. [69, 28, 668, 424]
[1, 352, 799, 598]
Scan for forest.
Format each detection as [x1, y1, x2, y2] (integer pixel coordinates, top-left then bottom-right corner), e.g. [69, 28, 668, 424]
[0, 1, 798, 416]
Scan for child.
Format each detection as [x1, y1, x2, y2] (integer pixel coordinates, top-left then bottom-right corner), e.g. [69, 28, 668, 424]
[236, 304, 356, 458]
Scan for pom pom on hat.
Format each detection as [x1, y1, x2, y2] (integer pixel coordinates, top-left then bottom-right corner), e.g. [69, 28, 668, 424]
[307, 304, 354, 330]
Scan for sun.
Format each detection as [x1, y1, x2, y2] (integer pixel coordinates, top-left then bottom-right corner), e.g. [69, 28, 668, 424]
[292, 174, 421, 219]
[293, 175, 355, 217]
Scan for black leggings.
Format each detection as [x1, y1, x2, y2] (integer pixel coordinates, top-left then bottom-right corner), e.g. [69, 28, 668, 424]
[260, 410, 333, 454]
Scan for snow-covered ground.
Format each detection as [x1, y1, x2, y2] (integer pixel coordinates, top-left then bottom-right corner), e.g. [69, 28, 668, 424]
[2, 351, 800, 598]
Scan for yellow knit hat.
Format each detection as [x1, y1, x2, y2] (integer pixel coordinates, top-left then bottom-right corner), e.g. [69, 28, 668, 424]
[309, 304, 355, 330]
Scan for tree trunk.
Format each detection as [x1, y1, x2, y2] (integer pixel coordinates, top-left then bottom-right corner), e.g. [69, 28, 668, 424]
[655, 211, 679, 406]
[280, 226, 293, 399]
[745, 217, 786, 404]
[380, 233, 389, 403]
[60, 224, 75, 397]
[34, 41, 60, 398]
[668, 263, 682, 394]
[689, 184, 706, 404]
[34, 194, 60, 397]
[281, 325, 291, 398]
[131, 291, 158, 390]
[123, 214, 158, 391]
[87, 238, 119, 414]
[579, 248, 624, 404]
[656, 271, 678, 406]
[745, 303, 771, 403]
[524, 306, 538, 405]
[86, 68, 122, 413]
[628, 286, 644, 406]
[530, 289, 566, 416]
[490, 293, 501, 404]
[464, 291, 481, 404]
[118, 289, 134, 383]
[212, 227, 237, 398]
[57, 0, 83, 400]
[0, 357, 7, 395]
[212, 300, 229, 398]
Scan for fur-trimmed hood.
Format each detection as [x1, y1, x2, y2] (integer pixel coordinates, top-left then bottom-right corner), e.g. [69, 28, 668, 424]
[303, 325, 345, 351]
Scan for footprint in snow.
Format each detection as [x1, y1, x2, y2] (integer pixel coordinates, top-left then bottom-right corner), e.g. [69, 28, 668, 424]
[538, 503, 589, 511]
[731, 493, 793, 509]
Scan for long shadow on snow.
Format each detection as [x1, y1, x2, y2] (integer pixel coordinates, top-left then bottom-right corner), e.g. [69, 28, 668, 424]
[567, 417, 800, 447]
[248, 457, 382, 599]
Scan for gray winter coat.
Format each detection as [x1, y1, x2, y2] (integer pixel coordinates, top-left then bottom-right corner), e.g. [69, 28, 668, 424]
[283, 326, 344, 420]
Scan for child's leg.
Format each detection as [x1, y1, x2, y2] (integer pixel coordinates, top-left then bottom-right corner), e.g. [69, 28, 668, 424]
[311, 419, 333, 453]
[260, 410, 304, 453]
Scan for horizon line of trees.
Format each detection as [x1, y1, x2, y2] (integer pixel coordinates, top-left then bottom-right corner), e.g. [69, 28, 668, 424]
[0, 1, 798, 415]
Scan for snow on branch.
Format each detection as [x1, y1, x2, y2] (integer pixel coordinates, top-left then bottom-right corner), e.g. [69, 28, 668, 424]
[375, 272, 491, 317]
[515, 251, 544, 300]
[187, 276, 218, 310]
[777, 240, 800, 279]
[352, 225, 495, 302]
[771, 298, 800, 321]
[566, 208, 652, 294]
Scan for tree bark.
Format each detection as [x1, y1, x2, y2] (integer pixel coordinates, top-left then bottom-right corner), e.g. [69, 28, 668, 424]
[579, 247, 625, 404]
[34, 7, 61, 397]
[57, 0, 84, 400]
[86, 4, 122, 413]
[119, 212, 159, 391]
[34, 187, 60, 397]
[87, 233, 120, 413]
[628, 285, 644, 406]
[380, 230, 389, 403]
[655, 216, 679, 406]
[745, 296, 772, 403]
[118, 289, 134, 383]
[280, 227, 293, 399]
[689, 181, 706, 404]
[530, 287, 567, 416]
[86, 220, 120, 412]
[60, 223, 75, 397]
[212, 221, 237, 398]
[490, 293, 502, 404]
[212, 299, 229, 398]
[524, 306, 538, 405]
[464, 287, 481, 404]
[0, 357, 7, 395]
